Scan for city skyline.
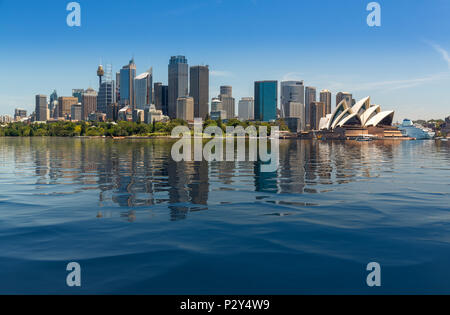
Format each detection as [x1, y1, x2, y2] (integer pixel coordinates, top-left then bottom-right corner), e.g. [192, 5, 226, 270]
[0, 0, 450, 120]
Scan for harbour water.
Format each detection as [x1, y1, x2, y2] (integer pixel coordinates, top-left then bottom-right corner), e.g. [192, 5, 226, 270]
[0, 138, 449, 294]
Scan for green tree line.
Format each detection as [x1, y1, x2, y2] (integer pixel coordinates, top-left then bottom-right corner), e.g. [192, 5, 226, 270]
[0, 119, 289, 137]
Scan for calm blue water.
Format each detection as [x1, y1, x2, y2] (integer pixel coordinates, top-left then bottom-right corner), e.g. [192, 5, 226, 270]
[0, 138, 450, 294]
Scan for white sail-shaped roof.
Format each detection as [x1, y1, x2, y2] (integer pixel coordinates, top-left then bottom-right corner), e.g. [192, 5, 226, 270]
[337, 112, 362, 128]
[327, 100, 349, 130]
[361, 105, 381, 126]
[365, 111, 395, 127]
[351, 97, 370, 116]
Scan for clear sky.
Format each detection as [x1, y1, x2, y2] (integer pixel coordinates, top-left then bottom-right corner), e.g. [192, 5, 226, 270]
[0, 0, 449, 121]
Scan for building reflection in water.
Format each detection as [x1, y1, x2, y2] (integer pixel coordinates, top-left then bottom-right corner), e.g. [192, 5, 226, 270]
[2, 137, 405, 221]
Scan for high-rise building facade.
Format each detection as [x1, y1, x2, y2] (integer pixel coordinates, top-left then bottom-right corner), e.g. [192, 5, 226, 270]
[219, 86, 235, 120]
[168, 56, 189, 119]
[336, 92, 352, 107]
[211, 97, 223, 112]
[305, 86, 317, 128]
[72, 89, 84, 103]
[254, 81, 277, 122]
[81, 88, 98, 120]
[281, 81, 304, 117]
[97, 81, 115, 114]
[58, 96, 78, 119]
[320, 90, 332, 115]
[154, 82, 169, 116]
[35, 95, 47, 122]
[71, 104, 82, 121]
[238, 97, 254, 121]
[120, 58, 137, 108]
[220, 86, 232, 97]
[14, 108, 27, 121]
[176, 96, 194, 122]
[309, 101, 326, 130]
[107, 103, 119, 121]
[190, 65, 209, 120]
[134, 69, 153, 110]
[285, 102, 305, 130]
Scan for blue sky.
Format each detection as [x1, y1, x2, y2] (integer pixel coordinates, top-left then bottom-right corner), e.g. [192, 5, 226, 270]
[0, 0, 449, 120]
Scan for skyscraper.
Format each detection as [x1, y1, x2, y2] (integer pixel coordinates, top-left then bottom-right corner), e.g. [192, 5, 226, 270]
[81, 88, 98, 120]
[320, 90, 332, 115]
[35, 95, 47, 122]
[336, 92, 352, 107]
[220, 86, 232, 97]
[305, 86, 317, 128]
[97, 81, 115, 114]
[72, 89, 85, 103]
[309, 101, 326, 130]
[154, 82, 169, 116]
[14, 108, 27, 121]
[254, 81, 277, 122]
[71, 104, 82, 121]
[120, 58, 137, 108]
[238, 97, 254, 121]
[176, 96, 194, 122]
[168, 56, 189, 119]
[134, 68, 153, 110]
[190, 65, 209, 119]
[281, 81, 305, 120]
[58, 96, 78, 119]
[219, 86, 235, 120]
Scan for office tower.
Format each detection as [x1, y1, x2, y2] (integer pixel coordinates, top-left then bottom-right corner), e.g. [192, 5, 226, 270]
[135, 68, 153, 110]
[309, 101, 326, 130]
[35, 95, 47, 122]
[176, 96, 194, 121]
[48, 90, 58, 117]
[220, 86, 232, 97]
[280, 81, 304, 118]
[107, 103, 119, 121]
[211, 97, 223, 112]
[168, 55, 189, 119]
[72, 89, 85, 103]
[71, 104, 82, 121]
[238, 97, 254, 121]
[336, 92, 352, 107]
[190, 65, 209, 119]
[97, 81, 115, 114]
[120, 58, 137, 108]
[219, 86, 235, 119]
[49, 90, 58, 104]
[81, 88, 98, 120]
[320, 90, 332, 115]
[116, 72, 121, 104]
[305, 86, 316, 128]
[254, 81, 278, 122]
[14, 108, 27, 121]
[285, 102, 305, 130]
[58, 96, 78, 119]
[154, 82, 169, 116]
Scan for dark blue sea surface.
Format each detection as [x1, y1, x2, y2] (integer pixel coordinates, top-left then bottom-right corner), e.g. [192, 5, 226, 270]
[0, 138, 449, 294]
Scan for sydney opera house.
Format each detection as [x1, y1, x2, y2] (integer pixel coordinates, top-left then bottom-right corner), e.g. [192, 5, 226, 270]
[317, 97, 403, 139]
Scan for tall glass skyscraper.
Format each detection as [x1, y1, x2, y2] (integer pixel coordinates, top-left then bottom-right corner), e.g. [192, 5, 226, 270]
[97, 81, 115, 114]
[189, 65, 209, 120]
[168, 56, 189, 119]
[120, 58, 137, 108]
[134, 68, 153, 110]
[254, 81, 277, 122]
[154, 82, 169, 116]
[280, 81, 305, 119]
